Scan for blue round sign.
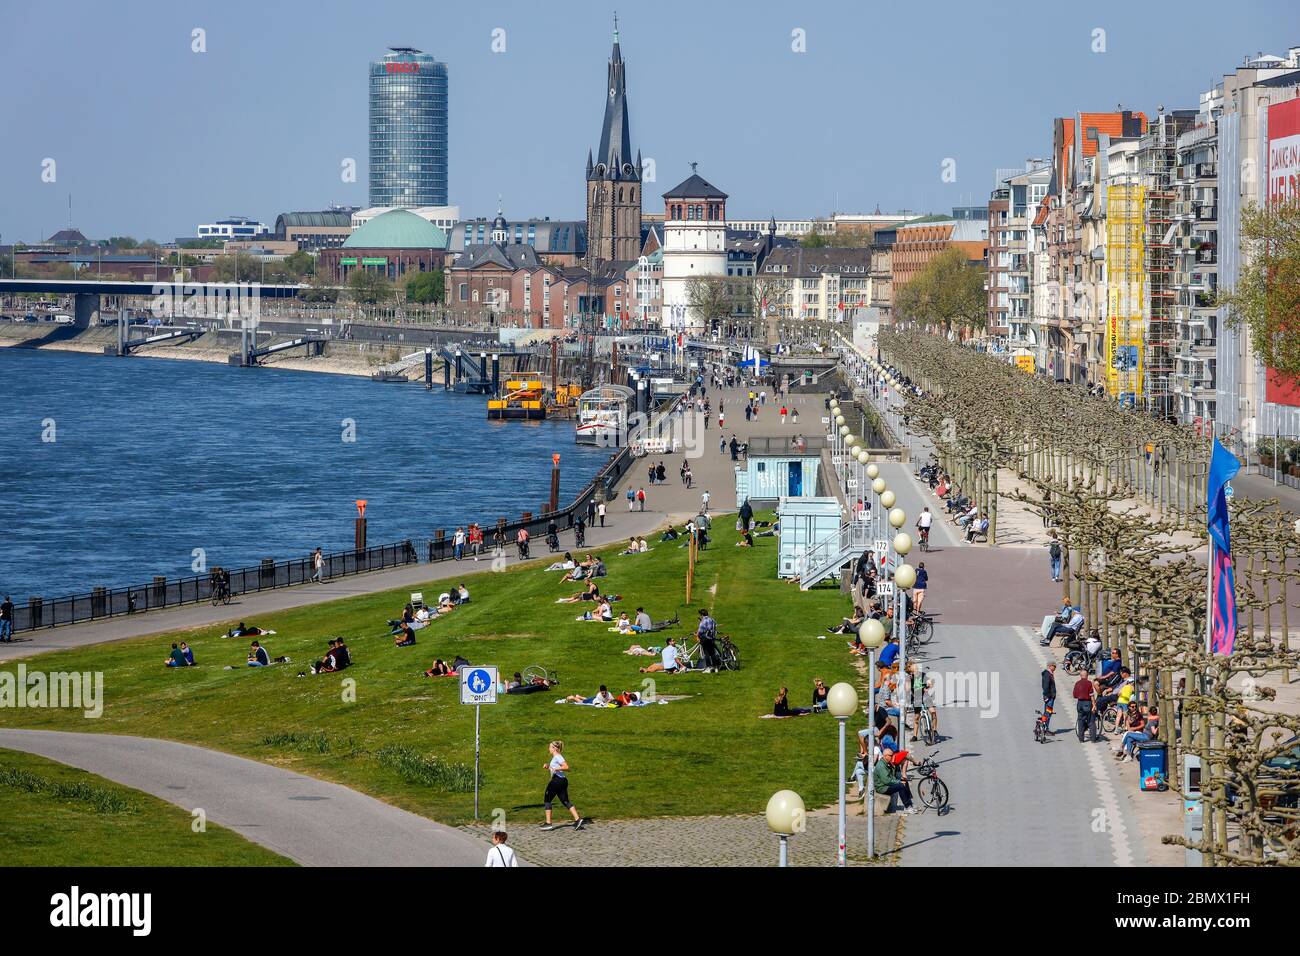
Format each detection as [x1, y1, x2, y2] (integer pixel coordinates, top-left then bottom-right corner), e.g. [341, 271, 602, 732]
[466, 668, 492, 695]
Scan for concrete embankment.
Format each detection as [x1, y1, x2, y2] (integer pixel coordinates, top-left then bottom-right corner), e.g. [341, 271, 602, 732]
[0, 322, 432, 379]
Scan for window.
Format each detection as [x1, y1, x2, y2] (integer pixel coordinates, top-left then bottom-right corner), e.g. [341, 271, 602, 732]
[459, 282, 468, 302]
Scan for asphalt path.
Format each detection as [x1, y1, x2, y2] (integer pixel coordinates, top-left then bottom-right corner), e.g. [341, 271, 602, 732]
[0, 729, 493, 866]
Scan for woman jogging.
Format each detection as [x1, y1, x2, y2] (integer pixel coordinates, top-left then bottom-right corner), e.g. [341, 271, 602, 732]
[542, 740, 586, 830]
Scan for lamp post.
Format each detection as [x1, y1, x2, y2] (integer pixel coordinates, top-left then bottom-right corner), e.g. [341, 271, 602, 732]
[867, 464, 881, 549]
[887, 506, 908, 742]
[828, 682, 859, 867]
[766, 789, 806, 867]
[856, 450, 870, 545]
[859, 617, 887, 859]
[871, 477, 887, 559]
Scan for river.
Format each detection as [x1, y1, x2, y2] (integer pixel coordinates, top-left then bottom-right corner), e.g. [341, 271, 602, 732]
[0, 348, 611, 599]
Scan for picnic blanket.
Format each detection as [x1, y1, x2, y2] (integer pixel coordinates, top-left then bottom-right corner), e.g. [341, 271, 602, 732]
[555, 698, 668, 707]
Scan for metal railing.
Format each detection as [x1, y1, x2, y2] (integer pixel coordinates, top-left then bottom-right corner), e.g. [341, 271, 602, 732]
[796, 519, 871, 584]
[12, 540, 419, 633]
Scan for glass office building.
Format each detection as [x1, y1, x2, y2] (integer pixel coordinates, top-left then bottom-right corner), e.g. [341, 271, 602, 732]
[368, 47, 448, 208]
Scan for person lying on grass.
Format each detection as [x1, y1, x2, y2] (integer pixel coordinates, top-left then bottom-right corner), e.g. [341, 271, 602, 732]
[394, 624, 418, 647]
[547, 552, 577, 572]
[773, 686, 813, 716]
[226, 622, 273, 638]
[164, 642, 194, 667]
[564, 684, 614, 705]
[576, 598, 614, 622]
[424, 658, 455, 677]
[622, 644, 656, 656]
[613, 690, 642, 705]
[639, 637, 688, 674]
[507, 673, 558, 694]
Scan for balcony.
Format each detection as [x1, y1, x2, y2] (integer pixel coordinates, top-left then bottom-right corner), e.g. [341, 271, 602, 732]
[1197, 162, 1217, 179]
[1196, 204, 1218, 222]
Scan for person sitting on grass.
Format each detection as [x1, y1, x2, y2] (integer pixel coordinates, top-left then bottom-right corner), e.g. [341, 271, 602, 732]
[577, 598, 614, 622]
[637, 537, 649, 553]
[394, 624, 418, 647]
[660, 526, 680, 542]
[558, 580, 602, 604]
[564, 684, 615, 705]
[309, 640, 344, 675]
[613, 689, 642, 706]
[561, 555, 596, 583]
[424, 658, 456, 677]
[831, 606, 865, 635]
[640, 636, 689, 674]
[812, 678, 830, 712]
[736, 529, 755, 547]
[612, 611, 638, 634]
[620, 538, 640, 555]
[773, 686, 812, 716]
[164, 642, 193, 667]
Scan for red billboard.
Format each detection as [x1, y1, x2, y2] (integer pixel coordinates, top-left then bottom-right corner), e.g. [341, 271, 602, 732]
[1263, 97, 1300, 406]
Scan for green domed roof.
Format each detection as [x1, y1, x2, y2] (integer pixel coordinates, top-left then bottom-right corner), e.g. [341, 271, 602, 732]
[343, 209, 447, 249]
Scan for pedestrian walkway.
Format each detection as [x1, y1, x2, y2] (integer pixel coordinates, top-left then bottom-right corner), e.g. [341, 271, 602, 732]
[0, 729, 492, 866]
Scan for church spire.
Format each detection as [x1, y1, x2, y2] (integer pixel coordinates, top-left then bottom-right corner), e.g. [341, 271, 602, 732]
[590, 16, 634, 182]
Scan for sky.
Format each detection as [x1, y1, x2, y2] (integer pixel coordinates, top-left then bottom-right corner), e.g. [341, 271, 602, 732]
[0, 0, 1295, 242]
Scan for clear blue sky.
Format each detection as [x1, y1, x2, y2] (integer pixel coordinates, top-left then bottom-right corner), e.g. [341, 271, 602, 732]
[0, 0, 1293, 242]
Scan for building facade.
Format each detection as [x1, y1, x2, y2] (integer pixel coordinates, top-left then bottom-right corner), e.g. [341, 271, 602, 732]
[196, 216, 269, 240]
[660, 171, 729, 331]
[368, 47, 449, 208]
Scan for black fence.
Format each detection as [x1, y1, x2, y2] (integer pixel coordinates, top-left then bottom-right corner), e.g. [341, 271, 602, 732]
[11, 396, 682, 633]
[12, 541, 418, 633]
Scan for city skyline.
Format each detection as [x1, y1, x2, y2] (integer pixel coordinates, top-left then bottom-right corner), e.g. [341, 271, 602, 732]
[0, 0, 1293, 241]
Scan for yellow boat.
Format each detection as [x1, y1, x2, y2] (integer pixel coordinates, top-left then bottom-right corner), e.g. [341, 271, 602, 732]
[487, 372, 547, 420]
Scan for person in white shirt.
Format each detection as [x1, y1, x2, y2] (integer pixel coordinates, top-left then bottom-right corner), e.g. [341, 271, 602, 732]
[485, 831, 518, 867]
[701, 490, 711, 513]
[916, 508, 933, 530]
[640, 636, 687, 673]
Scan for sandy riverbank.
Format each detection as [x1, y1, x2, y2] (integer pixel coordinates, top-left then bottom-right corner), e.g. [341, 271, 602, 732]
[0, 323, 433, 380]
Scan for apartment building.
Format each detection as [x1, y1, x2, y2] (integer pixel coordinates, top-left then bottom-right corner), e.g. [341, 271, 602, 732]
[988, 163, 1050, 357]
[757, 247, 874, 323]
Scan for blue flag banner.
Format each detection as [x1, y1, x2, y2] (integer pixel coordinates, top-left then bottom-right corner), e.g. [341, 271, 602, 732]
[1206, 438, 1240, 655]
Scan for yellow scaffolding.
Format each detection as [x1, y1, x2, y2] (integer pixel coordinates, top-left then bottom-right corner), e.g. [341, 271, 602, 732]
[1106, 183, 1146, 403]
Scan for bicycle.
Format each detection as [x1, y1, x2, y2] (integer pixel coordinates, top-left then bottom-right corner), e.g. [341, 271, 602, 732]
[917, 526, 931, 552]
[209, 582, 231, 606]
[1097, 703, 1123, 736]
[1034, 706, 1053, 744]
[914, 706, 938, 746]
[680, 634, 741, 672]
[909, 612, 935, 645]
[1063, 643, 1103, 675]
[913, 752, 949, 813]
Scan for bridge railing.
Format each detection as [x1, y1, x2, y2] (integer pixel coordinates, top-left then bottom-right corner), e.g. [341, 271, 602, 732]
[11, 540, 419, 633]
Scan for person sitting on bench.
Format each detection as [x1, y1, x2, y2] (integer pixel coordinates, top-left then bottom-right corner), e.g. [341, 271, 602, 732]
[966, 513, 989, 542]
[394, 624, 418, 647]
[1041, 604, 1085, 647]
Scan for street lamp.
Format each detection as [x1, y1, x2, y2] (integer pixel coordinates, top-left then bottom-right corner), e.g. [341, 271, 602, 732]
[828, 682, 859, 867]
[893, 557, 916, 748]
[858, 617, 887, 860]
[766, 789, 806, 867]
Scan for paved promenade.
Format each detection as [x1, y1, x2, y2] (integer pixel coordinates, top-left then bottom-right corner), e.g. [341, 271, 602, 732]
[0, 729, 491, 866]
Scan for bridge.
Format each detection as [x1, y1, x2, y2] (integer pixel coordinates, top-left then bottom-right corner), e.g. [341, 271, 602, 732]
[0, 278, 308, 328]
[106, 326, 205, 356]
[233, 334, 328, 367]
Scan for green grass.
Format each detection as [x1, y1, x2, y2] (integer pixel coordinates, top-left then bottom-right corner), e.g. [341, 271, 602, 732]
[0, 748, 293, 866]
[0, 516, 858, 827]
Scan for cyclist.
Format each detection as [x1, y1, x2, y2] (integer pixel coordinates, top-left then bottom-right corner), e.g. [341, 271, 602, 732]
[915, 508, 932, 549]
[516, 527, 530, 559]
[905, 660, 938, 743]
[1040, 662, 1057, 733]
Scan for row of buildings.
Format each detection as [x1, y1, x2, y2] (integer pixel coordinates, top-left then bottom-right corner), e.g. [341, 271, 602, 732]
[979, 47, 1300, 442]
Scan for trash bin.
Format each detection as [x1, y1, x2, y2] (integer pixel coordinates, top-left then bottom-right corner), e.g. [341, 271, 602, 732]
[1137, 741, 1168, 791]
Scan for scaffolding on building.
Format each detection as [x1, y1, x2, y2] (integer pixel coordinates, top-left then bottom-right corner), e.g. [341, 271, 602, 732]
[1105, 183, 1145, 406]
[1141, 119, 1180, 423]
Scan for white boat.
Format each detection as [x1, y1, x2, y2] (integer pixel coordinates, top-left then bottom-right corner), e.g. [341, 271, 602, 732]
[575, 384, 634, 446]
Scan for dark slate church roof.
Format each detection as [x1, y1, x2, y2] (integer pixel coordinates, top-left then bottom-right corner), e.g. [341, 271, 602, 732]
[662, 174, 728, 200]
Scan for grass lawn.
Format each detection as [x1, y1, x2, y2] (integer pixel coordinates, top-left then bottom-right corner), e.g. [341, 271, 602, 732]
[0, 516, 859, 829]
[0, 748, 293, 866]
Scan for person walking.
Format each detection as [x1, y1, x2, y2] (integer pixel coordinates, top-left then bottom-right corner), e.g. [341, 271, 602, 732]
[587, 497, 597, 526]
[1041, 662, 1057, 733]
[912, 562, 929, 612]
[636, 487, 647, 512]
[541, 741, 585, 830]
[1047, 531, 1063, 582]
[469, 524, 483, 560]
[1072, 670, 1097, 742]
[780, 404, 788, 424]
[485, 830, 518, 867]
[597, 500, 606, 527]
[311, 547, 324, 584]
[701, 489, 711, 514]
[0, 595, 12, 643]
[626, 487, 636, 511]
[453, 527, 466, 560]
[719, 435, 726, 455]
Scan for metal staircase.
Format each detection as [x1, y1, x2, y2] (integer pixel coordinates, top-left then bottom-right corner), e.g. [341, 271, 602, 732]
[796, 519, 871, 590]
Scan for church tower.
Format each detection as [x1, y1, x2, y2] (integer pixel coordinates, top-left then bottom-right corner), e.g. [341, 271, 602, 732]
[585, 17, 642, 264]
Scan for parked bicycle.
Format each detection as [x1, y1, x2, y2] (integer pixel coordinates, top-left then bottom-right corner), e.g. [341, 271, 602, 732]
[914, 752, 949, 813]
[909, 612, 935, 645]
[680, 634, 741, 672]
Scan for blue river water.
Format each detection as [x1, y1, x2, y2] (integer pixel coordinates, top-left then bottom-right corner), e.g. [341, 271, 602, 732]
[0, 348, 612, 599]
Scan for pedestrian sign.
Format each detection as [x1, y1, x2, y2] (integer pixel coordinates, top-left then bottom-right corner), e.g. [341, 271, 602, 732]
[1224, 483, 1235, 499]
[461, 666, 498, 705]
